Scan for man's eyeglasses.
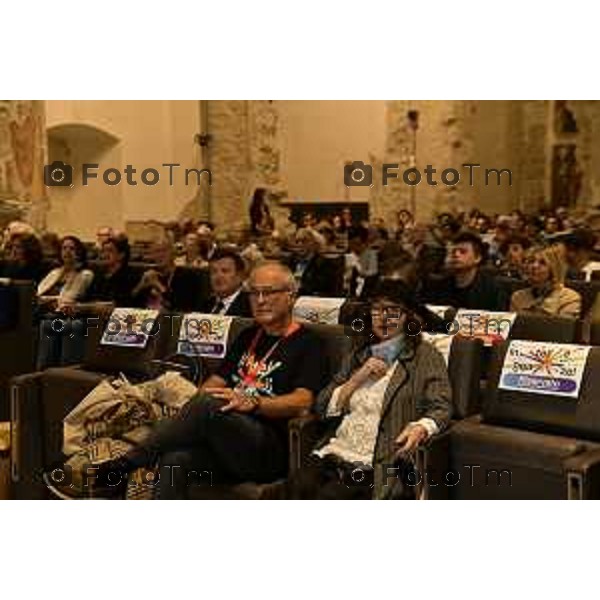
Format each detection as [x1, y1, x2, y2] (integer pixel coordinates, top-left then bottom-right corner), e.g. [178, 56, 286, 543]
[245, 286, 292, 300]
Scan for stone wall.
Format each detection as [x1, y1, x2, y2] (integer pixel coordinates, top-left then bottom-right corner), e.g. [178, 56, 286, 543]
[0, 100, 47, 229]
[206, 100, 287, 231]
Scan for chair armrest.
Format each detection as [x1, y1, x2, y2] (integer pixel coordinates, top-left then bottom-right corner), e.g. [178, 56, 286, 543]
[10, 372, 45, 498]
[288, 415, 340, 475]
[288, 415, 318, 474]
[11, 367, 107, 499]
[563, 448, 600, 499]
[415, 428, 453, 499]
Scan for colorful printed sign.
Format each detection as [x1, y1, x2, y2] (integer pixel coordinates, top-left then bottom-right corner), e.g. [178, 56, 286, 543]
[100, 308, 159, 349]
[176, 313, 233, 358]
[499, 340, 591, 399]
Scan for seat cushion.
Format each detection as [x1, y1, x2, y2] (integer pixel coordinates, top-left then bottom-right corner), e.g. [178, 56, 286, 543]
[484, 343, 600, 441]
[445, 416, 598, 499]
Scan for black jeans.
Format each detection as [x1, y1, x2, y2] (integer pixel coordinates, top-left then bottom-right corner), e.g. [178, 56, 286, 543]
[127, 394, 287, 499]
[292, 454, 374, 500]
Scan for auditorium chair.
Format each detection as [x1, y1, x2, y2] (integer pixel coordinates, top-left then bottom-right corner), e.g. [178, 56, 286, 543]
[565, 279, 600, 318]
[0, 281, 36, 421]
[416, 340, 600, 499]
[510, 313, 579, 344]
[10, 311, 173, 499]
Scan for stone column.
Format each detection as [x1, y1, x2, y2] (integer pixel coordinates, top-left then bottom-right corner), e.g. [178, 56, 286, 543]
[0, 100, 47, 230]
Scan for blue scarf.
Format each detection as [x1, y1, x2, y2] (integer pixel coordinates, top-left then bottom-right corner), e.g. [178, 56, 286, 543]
[369, 334, 408, 366]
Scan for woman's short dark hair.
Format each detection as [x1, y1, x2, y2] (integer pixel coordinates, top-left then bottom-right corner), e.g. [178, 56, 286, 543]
[61, 235, 87, 268]
[11, 233, 43, 266]
[499, 234, 532, 257]
[103, 235, 131, 265]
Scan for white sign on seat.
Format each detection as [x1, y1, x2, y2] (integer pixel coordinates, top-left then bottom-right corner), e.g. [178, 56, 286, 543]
[293, 297, 345, 325]
[499, 340, 591, 399]
[176, 313, 233, 358]
[100, 308, 159, 349]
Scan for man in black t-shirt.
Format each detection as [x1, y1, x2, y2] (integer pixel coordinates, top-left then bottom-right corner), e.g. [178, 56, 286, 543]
[84, 261, 326, 499]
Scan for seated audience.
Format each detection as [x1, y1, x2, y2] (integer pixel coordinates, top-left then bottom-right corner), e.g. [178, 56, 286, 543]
[197, 223, 217, 263]
[87, 236, 140, 307]
[510, 245, 581, 318]
[561, 229, 600, 281]
[37, 236, 94, 311]
[486, 218, 512, 265]
[497, 234, 531, 278]
[62, 262, 327, 499]
[36, 236, 95, 368]
[541, 214, 563, 242]
[417, 214, 460, 273]
[289, 228, 341, 297]
[199, 247, 252, 316]
[133, 242, 207, 311]
[422, 231, 503, 310]
[174, 232, 206, 268]
[249, 187, 274, 236]
[0, 232, 45, 282]
[295, 278, 452, 500]
[39, 232, 62, 269]
[346, 225, 379, 297]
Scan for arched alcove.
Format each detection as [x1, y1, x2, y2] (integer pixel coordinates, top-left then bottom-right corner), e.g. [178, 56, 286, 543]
[46, 122, 123, 239]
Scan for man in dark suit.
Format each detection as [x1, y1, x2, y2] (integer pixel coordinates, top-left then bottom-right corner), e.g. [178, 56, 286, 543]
[199, 247, 252, 317]
[289, 228, 342, 297]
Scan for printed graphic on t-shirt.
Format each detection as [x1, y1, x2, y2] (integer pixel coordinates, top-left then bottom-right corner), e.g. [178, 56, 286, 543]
[231, 350, 282, 397]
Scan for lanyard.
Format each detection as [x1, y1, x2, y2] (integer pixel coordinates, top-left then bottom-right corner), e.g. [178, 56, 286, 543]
[246, 321, 301, 366]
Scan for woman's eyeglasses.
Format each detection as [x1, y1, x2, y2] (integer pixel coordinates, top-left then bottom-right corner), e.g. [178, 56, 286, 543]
[370, 305, 405, 319]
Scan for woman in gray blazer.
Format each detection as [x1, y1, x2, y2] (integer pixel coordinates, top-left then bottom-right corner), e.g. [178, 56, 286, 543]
[297, 277, 452, 500]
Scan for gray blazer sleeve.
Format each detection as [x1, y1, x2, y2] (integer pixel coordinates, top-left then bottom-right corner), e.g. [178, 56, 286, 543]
[415, 342, 452, 432]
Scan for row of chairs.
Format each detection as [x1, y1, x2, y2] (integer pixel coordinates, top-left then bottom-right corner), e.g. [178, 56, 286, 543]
[5, 278, 600, 499]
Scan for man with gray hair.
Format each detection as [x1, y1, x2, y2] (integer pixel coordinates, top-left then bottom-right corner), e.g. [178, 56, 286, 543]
[77, 261, 328, 498]
[289, 227, 341, 296]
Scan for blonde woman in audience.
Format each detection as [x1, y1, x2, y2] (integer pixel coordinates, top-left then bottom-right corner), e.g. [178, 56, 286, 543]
[510, 245, 581, 318]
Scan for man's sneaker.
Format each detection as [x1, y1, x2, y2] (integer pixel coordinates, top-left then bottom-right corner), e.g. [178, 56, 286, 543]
[43, 458, 129, 500]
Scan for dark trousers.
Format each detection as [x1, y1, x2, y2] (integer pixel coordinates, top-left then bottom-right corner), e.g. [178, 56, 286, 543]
[127, 394, 287, 499]
[37, 317, 86, 369]
[292, 454, 374, 500]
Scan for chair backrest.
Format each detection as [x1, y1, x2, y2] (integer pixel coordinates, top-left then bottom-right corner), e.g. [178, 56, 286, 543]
[494, 276, 527, 311]
[80, 311, 173, 377]
[589, 322, 600, 346]
[0, 281, 36, 419]
[301, 323, 352, 382]
[322, 255, 345, 297]
[447, 336, 484, 419]
[164, 315, 351, 386]
[564, 279, 600, 318]
[483, 340, 600, 441]
[509, 313, 579, 343]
